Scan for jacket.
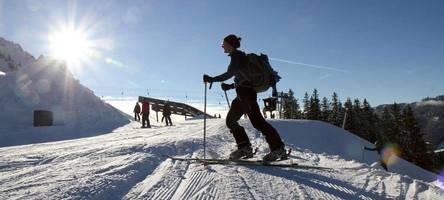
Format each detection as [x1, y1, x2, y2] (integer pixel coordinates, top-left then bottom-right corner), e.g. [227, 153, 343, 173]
[212, 50, 248, 85]
[133, 104, 141, 113]
[141, 102, 150, 114]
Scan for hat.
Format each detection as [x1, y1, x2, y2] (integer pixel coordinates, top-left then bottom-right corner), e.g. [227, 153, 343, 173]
[224, 34, 241, 49]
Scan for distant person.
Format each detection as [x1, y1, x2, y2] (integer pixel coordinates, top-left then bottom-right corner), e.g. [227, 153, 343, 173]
[203, 34, 286, 162]
[163, 102, 173, 126]
[363, 140, 388, 171]
[141, 102, 151, 128]
[133, 102, 141, 122]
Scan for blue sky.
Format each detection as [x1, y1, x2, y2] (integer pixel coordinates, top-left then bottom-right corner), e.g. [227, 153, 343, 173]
[1, 0, 443, 108]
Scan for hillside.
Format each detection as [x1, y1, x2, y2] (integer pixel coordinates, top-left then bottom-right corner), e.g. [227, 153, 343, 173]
[375, 95, 444, 148]
[0, 37, 130, 147]
[1, 119, 442, 199]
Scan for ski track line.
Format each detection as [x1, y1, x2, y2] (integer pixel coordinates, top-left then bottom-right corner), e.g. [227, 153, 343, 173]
[234, 168, 262, 200]
[171, 165, 218, 200]
[123, 157, 189, 199]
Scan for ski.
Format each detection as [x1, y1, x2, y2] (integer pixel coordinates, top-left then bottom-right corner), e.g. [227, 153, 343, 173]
[165, 155, 331, 170]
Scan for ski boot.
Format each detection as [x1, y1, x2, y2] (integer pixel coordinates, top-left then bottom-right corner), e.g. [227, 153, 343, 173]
[229, 146, 253, 160]
[263, 146, 287, 163]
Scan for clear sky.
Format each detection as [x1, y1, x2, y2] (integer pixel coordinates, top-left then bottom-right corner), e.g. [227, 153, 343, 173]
[1, 0, 443, 108]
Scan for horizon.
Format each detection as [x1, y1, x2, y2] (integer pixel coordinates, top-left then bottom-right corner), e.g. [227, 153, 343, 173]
[1, 0, 443, 108]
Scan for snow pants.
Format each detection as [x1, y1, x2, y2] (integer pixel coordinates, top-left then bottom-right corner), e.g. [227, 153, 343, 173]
[226, 86, 284, 151]
[142, 113, 151, 128]
[164, 115, 172, 126]
[134, 112, 140, 121]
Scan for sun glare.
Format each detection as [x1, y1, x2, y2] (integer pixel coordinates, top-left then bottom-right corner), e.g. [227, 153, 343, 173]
[49, 28, 92, 67]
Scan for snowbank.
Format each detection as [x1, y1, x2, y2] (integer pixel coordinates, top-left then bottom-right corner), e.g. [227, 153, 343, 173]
[0, 37, 130, 147]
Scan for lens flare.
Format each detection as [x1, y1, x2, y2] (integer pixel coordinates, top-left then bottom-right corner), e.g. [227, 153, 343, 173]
[381, 143, 401, 167]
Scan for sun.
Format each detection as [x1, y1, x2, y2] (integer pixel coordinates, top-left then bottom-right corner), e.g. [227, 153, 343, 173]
[48, 27, 93, 67]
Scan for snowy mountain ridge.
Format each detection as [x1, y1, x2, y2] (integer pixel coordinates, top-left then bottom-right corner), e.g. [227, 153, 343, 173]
[0, 37, 130, 147]
[0, 36, 35, 73]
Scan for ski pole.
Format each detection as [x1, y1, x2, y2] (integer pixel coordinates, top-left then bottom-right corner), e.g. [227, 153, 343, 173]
[224, 90, 231, 109]
[203, 82, 207, 160]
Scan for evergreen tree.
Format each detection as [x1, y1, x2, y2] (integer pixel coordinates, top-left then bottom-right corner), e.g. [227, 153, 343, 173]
[282, 89, 300, 119]
[343, 98, 354, 130]
[308, 89, 321, 120]
[361, 99, 378, 142]
[320, 97, 330, 122]
[294, 98, 302, 119]
[302, 92, 310, 119]
[390, 103, 403, 146]
[380, 107, 395, 142]
[329, 92, 342, 126]
[402, 105, 433, 170]
[351, 99, 363, 137]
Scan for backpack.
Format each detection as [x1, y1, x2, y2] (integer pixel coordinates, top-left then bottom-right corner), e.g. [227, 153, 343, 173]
[241, 53, 281, 93]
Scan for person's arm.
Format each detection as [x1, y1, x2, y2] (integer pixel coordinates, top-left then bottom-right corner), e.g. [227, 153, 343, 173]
[363, 146, 377, 151]
[212, 52, 243, 82]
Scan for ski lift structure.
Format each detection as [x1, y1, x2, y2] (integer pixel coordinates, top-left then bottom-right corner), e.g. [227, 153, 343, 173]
[139, 96, 214, 121]
[262, 92, 290, 119]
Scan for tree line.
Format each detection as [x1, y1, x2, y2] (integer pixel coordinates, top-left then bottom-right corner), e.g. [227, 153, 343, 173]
[281, 88, 435, 171]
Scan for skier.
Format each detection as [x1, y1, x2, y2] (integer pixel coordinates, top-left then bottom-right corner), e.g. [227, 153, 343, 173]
[203, 34, 286, 162]
[363, 140, 388, 171]
[133, 102, 141, 122]
[163, 102, 173, 126]
[141, 101, 151, 128]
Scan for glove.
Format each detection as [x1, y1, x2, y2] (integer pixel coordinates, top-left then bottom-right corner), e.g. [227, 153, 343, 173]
[221, 83, 235, 91]
[203, 74, 214, 83]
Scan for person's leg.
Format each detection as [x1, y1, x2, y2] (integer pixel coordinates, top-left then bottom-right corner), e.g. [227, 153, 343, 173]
[167, 116, 172, 126]
[141, 113, 146, 127]
[245, 99, 284, 151]
[226, 97, 251, 148]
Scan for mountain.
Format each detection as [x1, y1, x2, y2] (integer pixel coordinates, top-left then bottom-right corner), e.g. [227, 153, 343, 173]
[0, 37, 130, 147]
[375, 95, 444, 148]
[0, 119, 442, 199]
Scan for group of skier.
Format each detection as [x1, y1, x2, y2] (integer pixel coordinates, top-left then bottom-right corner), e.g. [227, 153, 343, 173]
[133, 101, 172, 128]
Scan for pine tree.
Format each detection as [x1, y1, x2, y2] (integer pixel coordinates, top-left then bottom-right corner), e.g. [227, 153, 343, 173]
[308, 89, 321, 120]
[329, 92, 342, 127]
[302, 92, 310, 119]
[343, 98, 354, 130]
[320, 97, 330, 122]
[402, 105, 433, 170]
[351, 99, 363, 137]
[390, 103, 403, 147]
[380, 107, 394, 142]
[282, 89, 300, 119]
[361, 99, 378, 142]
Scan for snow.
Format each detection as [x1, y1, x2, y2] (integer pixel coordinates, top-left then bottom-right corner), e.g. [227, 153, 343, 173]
[0, 37, 130, 147]
[1, 119, 443, 199]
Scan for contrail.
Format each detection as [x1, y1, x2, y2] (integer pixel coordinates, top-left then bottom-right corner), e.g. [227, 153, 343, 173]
[269, 57, 349, 73]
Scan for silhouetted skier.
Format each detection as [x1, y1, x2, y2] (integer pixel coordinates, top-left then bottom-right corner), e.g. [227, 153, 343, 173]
[141, 102, 151, 128]
[363, 140, 388, 171]
[133, 102, 141, 122]
[163, 102, 173, 126]
[203, 34, 286, 162]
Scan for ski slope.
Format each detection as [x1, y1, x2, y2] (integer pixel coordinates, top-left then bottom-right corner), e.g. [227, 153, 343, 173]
[1, 119, 443, 199]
